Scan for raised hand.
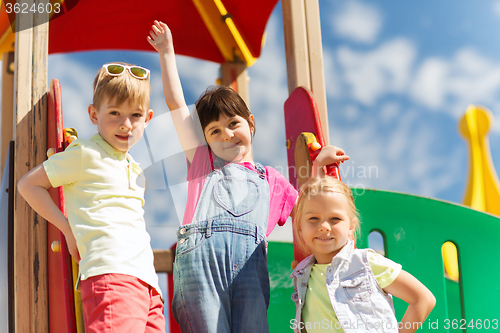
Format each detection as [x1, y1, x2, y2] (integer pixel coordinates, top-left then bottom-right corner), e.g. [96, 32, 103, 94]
[311, 145, 350, 177]
[147, 20, 173, 54]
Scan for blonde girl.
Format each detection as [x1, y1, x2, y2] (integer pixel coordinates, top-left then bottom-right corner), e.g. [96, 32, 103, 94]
[291, 177, 435, 333]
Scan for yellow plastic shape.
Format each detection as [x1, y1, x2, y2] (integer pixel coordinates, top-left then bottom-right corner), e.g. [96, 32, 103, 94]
[72, 258, 85, 333]
[459, 105, 500, 215]
[46, 147, 56, 158]
[63, 127, 78, 145]
[50, 240, 61, 253]
[191, 0, 258, 66]
[442, 242, 459, 282]
[443, 105, 500, 281]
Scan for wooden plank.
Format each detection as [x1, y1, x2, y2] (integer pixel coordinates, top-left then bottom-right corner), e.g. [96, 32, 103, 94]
[14, 21, 34, 333]
[13, 0, 49, 331]
[1, 52, 14, 177]
[31, 3, 49, 331]
[281, 0, 310, 94]
[153, 249, 174, 274]
[8, 141, 15, 333]
[221, 62, 250, 108]
[304, 0, 329, 145]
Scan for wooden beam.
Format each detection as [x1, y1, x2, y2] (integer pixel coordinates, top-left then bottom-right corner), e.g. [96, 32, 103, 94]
[304, 0, 329, 145]
[153, 249, 174, 274]
[13, 1, 49, 332]
[14, 23, 34, 333]
[282, 0, 310, 93]
[1, 52, 14, 177]
[31, 5, 49, 330]
[221, 62, 250, 108]
[281, 0, 330, 144]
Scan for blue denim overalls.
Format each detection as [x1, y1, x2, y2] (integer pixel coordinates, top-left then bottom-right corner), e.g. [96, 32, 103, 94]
[172, 161, 270, 333]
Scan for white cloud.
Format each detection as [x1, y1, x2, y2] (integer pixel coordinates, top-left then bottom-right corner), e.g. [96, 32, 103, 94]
[410, 58, 449, 109]
[340, 104, 361, 122]
[176, 56, 219, 104]
[323, 49, 342, 98]
[337, 38, 416, 105]
[493, 1, 500, 18]
[331, 108, 464, 199]
[248, 12, 289, 172]
[48, 55, 96, 139]
[379, 102, 401, 124]
[410, 48, 500, 123]
[332, 0, 383, 44]
[332, 39, 500, 130]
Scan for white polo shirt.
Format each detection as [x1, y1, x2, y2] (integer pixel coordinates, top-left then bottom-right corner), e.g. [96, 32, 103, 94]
[44, 133, 161, 298]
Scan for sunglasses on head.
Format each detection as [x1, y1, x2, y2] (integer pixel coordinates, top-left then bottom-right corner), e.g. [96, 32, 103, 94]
[102, 63, 150, 80]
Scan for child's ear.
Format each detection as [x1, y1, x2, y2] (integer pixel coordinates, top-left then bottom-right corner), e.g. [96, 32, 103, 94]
[349, 217, 358, 240]
[88, 105, 98, 125]
[249, 114, 255, 134]
[144, 109, 154, 127]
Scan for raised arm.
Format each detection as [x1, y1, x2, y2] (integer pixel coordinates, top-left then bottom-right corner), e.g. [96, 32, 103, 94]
[383, 270, 436, 333]
[18, 164, 80, 261]
[147, 20, 201, 162]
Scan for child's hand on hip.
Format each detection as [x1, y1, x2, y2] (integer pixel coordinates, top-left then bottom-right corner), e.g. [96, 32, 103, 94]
[147, 20, 174, 54]
[64, 231, 81, 263]
[311, 145, 349, 177]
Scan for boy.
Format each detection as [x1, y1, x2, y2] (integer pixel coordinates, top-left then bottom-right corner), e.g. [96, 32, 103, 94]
[18, 63, 165, 333]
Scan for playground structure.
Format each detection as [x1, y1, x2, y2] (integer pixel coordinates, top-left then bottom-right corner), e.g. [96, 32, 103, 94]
[1, 1, 500, 333]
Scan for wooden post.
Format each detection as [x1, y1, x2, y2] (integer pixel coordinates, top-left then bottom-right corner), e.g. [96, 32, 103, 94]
[282, 0, 310, 93]
[1, 52, 14, 177]
[282, 0, 329, 144]
[220, 62, 250, 108]
[304, 0, 328, 145]
[13, 0, 49, 332]
[32, 5, 49, 330]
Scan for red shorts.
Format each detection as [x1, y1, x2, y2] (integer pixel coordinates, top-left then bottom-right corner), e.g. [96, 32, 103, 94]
[81, 273, 165, 333]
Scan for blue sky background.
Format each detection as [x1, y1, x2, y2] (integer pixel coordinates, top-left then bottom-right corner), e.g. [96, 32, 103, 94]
[45, 0, 500, 250]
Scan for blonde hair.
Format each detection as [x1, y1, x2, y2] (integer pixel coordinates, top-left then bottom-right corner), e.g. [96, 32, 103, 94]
[92, 62, 151, 111]
[293, 177, 360, 255]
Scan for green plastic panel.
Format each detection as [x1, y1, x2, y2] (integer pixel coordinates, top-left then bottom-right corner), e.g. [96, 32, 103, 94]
[268, 241, 296, 332]
[267, 189, 500, 332]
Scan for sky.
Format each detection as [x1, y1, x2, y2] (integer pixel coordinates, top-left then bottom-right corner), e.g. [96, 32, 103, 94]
[44, 0, 500, 251]
[0, 0, 494, 327]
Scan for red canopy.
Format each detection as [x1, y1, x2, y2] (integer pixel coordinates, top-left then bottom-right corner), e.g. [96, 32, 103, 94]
[48, 0, 279, 63]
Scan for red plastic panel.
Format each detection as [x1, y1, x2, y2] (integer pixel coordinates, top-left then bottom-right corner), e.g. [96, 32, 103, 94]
[47, 79, 77, 333]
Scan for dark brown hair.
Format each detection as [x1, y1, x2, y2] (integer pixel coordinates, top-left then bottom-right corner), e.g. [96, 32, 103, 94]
[195, 86, 255, 137]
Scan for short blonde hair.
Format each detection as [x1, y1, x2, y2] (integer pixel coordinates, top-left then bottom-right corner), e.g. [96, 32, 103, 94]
[293, 177, 360, 255]
[92, 62, 151, 110]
